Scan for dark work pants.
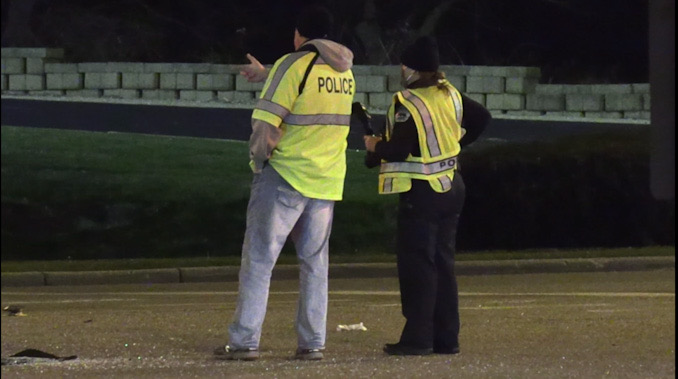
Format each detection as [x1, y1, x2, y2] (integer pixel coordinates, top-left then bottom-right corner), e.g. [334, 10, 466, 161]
[395, 173, 466, 350]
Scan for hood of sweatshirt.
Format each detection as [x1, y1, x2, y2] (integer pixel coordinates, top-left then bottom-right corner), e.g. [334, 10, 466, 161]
[302, 39, 354, 73]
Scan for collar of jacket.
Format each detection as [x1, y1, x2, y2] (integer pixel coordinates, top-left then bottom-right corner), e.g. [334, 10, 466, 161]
[406, 76, 439, 89]
[297, 43, 319, 54]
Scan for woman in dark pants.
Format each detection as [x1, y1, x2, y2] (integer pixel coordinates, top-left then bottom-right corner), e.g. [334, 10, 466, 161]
[364, 36, 490, 356]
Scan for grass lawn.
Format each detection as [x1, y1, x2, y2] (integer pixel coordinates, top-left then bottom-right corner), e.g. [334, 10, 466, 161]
[1, 125, 395, 261]
[2, 126, 673, 268]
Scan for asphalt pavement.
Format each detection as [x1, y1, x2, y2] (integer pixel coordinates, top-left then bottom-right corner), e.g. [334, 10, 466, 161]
[1, 256, 673, 287]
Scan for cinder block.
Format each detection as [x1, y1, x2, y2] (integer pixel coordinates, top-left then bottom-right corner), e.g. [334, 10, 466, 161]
[355, 75, 387, 92]
[77, 63, 109, 72]
[565, 94, 604, 111]
[584, 111, 623, 119]
[103, 89, 140, 99]
[544, 111, 585, 118]
[1, 58, 25, 74]
[1, 74, 7, 90]
[534, 84, 563, 95]
[79, 62, 144, 73]
[218, 91, 254, 103]
[107, 62, 144, 72]
[468, 66, 507, 77]
[505, 77, 538, 94]
[564, 85, 594, 94]
[352, 92, 368, 105]
[29, 90, 64, 96]
[209, 64, 242, 74]
[504, 110, 544, 118]
[160, 73, 195, 89]
[144, 63, 212, 73]
[591, 84, 632, 94]
[440, 65, 472, 76]
[632, 83, 650, 93]
[178, 73, 196, 89]
[46, 73, 84, 90]
[486, 94, 525, 110]
[446, 75, 466, 92]
[623, 111, 651, 121]
[44, 63, 79, 73]
[85, 73, 121, 89]
[25, 74, 45, 90]
[387, 76, 402, 92]
[350, 65, 372, 75]
[466, 93, 486, 106]
[506, 66, 541, 78]
[526, 94, 565, 111]
[235, 75, 265, 91]
[196, 74, 234, 90]
[643, 94, 651, 110]
[26, 58, 60, 74]
[8, 75, 26, 90]
[122, 73, 159, 89]
[66, 89, 103, 98]
[466, 76, 504, 94]
[179, 90, 215, 101]
[1, 48, 64, 58]
[368, 92, 392, 108]
[142, 89, 178, 100]
[604, 94, 643, 111]
[370, 65, 399, 76]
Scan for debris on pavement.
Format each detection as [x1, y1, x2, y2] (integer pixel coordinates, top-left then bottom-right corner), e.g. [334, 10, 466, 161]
[336, 322, 368, 331]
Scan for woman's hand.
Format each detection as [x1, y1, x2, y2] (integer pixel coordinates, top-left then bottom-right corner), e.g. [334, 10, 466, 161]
[363, 135, 382, 153]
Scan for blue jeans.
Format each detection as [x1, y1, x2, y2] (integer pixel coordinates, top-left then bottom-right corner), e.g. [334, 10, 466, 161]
[228, 164, 334, 350]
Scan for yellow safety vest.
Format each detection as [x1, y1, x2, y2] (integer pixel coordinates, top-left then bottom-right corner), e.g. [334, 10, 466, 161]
[252, 50, 355, 200]
[378, 80, 464, 194]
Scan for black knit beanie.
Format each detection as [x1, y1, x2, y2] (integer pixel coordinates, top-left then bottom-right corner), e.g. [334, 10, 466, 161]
[296, 5, 333, 40]
[400, 36, 440, 72]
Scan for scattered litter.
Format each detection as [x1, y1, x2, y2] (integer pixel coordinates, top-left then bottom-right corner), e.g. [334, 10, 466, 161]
[336, 322, 367, 331]
[3, 305, 26, 317]
[1, 348, 77, 366]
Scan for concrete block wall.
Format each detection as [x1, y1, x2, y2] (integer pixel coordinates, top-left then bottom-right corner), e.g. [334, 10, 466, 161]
[1, 48, 650, 121]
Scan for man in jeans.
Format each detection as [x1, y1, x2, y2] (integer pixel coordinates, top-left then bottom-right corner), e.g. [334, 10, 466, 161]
[214, 5, 355, 361]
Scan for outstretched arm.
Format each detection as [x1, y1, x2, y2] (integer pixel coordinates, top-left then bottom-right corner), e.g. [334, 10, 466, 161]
[239, 53, 269, 83]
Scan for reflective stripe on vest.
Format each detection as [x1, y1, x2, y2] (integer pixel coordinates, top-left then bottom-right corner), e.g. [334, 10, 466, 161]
[283, 114, 351, 126]
[401, 89, 442, 157]
[261, 51, 309, 100]
[379, 155, 457, 175]
[449, 89, 463, 124]
[255, 99, 290, 119]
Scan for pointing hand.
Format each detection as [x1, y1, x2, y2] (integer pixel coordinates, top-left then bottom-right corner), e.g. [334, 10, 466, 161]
[239, 53, 268, 83]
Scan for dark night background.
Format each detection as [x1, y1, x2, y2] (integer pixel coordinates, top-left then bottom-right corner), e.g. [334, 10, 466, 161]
[1, 0, 649, 84]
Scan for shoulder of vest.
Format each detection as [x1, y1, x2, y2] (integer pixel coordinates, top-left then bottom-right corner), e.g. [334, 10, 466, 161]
[275, 51, 316, 70]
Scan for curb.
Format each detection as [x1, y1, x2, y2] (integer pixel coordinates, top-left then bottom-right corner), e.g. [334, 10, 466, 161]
[1, 257, 674, 287]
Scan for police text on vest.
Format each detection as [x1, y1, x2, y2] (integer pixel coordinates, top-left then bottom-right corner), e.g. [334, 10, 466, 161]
[318, 77, 353, 95]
